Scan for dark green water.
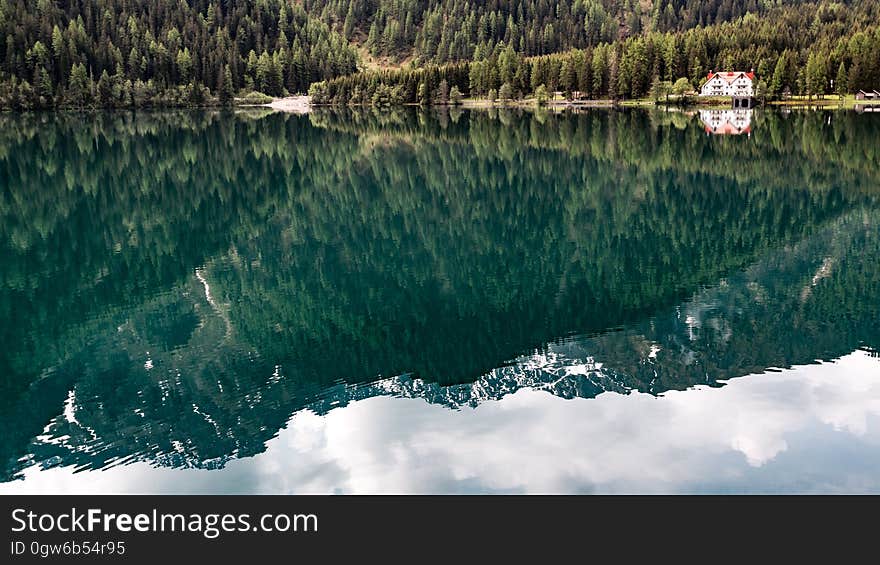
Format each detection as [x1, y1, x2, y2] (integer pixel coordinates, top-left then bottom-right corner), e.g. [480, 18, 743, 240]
[1, 107, 879, 493]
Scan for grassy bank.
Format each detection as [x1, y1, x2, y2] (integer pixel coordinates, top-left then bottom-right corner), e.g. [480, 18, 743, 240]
[456, 93, 880, 110]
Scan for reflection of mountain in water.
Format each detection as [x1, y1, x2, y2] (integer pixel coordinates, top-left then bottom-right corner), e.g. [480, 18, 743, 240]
[308, 210, 880, 413]
[1, 109, 879, 479]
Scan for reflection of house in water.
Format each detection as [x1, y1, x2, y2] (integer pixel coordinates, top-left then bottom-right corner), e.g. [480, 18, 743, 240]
[855, 104, 880, 113]
[699, 109, 753, 136]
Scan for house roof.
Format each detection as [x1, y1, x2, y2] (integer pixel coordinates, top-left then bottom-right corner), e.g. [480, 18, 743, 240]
[704, 71, 755, 85]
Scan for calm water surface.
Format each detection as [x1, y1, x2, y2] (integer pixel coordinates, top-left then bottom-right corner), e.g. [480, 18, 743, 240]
[1, 107, 879, 493]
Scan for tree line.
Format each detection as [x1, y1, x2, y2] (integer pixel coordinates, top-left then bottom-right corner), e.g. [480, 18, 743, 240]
[310, 3, 880, 105]
[0, 0, 359, 109]
[4, 0, 880, 109]
[304, 0, 770, 64]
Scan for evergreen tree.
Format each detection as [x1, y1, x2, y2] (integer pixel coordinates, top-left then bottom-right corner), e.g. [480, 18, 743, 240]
[436, 79, 449, 104]
[806, 52, 827, 100]
[67, 63, 91, 108]
[449, 85, 463, 104]
[535, 84, 549, 105]
[219, 66, 234, 107]
[770, 53, 788, 98]
[97, 70, 113, 106]
[835, 62, 848, 100]
[499, 82, 514, 101]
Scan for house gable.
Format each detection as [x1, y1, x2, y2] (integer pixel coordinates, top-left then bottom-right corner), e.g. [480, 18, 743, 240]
[700, 71, 755, 97]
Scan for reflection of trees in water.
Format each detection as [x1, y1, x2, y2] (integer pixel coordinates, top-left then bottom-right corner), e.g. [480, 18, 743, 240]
[586, 209, 880, 393]
[1, 109, 878, 478]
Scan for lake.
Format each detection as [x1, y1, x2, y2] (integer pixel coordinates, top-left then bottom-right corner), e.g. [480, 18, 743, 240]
[1, 107, 879, 493]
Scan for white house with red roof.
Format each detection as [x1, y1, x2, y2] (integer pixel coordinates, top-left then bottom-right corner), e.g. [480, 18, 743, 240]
[700, 71, 755, 97]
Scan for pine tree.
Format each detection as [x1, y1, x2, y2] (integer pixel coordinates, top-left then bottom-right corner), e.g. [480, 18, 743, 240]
[770, 53, 787, 98]
[67, 63, 91, 108]
[34, 66, 53, 105]
[608, 49, 619, 100]
[449, 85, 462, 104]
[436, 79, 449, 104]
[535, 83, 549, 105]
[256, 51, 272, 93]
[97, 69, 113, 106]
[268, 52, 284, 95]
[498, 82, 513, 101]
[176, 48, 193, 83]
[835, 62, 848, 99]
[219, 66, 234, 106]
[806, 52, 827, 100]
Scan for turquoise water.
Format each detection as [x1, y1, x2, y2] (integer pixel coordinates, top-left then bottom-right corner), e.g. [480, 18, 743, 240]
[1, 107, 879, 493]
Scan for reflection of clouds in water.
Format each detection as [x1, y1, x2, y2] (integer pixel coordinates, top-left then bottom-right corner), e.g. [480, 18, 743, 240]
[4, 350, 880, 494]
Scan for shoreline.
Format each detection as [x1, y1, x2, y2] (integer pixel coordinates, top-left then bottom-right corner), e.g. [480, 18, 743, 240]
[5, 96, 879, 114]
[305, 95, 880, 111]
[260, 96, 311, 113]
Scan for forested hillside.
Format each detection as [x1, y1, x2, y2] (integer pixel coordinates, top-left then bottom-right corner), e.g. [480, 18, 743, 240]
[305, 0, 772, 63]
[311, 1, 880, 104]
[304, 0, 880, 66]
[0, 0, 358, 108]
[2, 0, 880, 108]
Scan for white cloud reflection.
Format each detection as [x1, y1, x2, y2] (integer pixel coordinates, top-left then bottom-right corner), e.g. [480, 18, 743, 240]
[4, 350, 880, 494]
